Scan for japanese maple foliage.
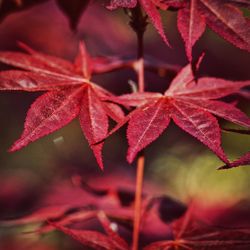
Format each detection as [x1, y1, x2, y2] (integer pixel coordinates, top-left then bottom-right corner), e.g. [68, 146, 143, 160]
[175, 0, 250, 61]
[0, 0, 250, 250]
[109, 0, 250, 61]
[107, 63, 250, 163]
[108, 0, 170, 46]
[144, 204, 250, 250]
[0, 42, 125, 169]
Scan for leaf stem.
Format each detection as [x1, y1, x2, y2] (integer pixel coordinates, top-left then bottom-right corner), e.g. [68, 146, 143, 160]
[136, 19, 144, 93]
[132, 152, 145, 250]
[129, 4, 147, 250]
[129, 4, 147, 93]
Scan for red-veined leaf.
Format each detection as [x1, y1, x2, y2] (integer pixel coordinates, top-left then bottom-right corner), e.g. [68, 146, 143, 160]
[169, 77, 250, 99]
[0, 42, 125, 169]
[186, 99, 250, 128]
[17, 42, 75, 75]
[0, 51, 75, 77]
[103, 102, 125, 122]
[167, 53, 205, 94]
[74, 41, 92, 79]
[177, 0, 206, 61]
[170, 99, 229, 163]
[140, 0, 171, 46]
[166, 64, 194, 94]
[0, 70, 82, 91]
[198, 0, 250, 52]
[127, 98, 170, 163]
[107, 92, 162, 107]
[9, 87, 84, 152]
[79, 86, 109, 169]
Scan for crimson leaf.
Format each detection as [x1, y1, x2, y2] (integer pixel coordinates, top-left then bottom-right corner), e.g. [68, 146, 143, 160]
[106, 63, 250, 164]
[108, 0, 170, 46]
[0, 42, 124, 169]
[170, 0, 250, 61]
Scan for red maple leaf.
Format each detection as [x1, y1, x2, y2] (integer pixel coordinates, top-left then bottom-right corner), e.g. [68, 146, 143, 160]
[144, 204, 250, 250]
[108, 1, 250, 61]
[165, 0, 250, 61]
[49, 211, 129, 250]
[107, 0, 170, 46]
[105, 62, 250, 164]
[0, 42, 125, 169]
[50, 222, 129, 250]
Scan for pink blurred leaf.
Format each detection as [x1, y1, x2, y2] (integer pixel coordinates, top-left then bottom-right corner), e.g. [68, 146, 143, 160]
[50, 222, 123, 250]
[144, 205, 250, 249]
[97, 211, 129, 250]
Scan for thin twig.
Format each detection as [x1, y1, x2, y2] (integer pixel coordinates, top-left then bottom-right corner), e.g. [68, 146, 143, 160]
[132, 153, 145, 250]
[129, 4, 147, 250]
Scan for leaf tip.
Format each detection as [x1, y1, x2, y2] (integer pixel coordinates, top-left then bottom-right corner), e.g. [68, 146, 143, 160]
[8, 140, 23, 153]
[126, 149, 136, 165]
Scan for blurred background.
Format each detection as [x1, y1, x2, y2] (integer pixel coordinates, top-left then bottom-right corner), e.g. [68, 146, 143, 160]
[0, 0, 250, 249]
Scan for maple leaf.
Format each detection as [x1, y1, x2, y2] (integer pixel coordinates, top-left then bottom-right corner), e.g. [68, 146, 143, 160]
[105, 63, 250, 164]
[165, 0, 250, 61]
[0, 42, 125, 169]
[0, 174, 137, 231]
[108, 0, 250, 61]
[50, 221, 128, 250]
[49, 210, 130, 250]
[108, 0, 170, 46]
[144, 205, 250, 250]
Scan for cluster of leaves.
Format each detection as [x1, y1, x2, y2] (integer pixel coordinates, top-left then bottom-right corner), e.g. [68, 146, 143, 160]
[0, 0, 250, 249]
[106, 60, 250, 164]
[2, 1, 250, 61]
[109, 0, 250, 61]
[0, 42, 126, 169]
[0, 41, 249, 169]
[2, 175, 250, 249]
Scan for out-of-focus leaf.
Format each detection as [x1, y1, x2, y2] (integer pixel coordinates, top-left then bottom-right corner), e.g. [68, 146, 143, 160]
[144, 205, 250, 249]
[0, 0, 90, 31]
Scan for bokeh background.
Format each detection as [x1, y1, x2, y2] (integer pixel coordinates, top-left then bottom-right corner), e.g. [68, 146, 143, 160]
[0, 1, 250, 249]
